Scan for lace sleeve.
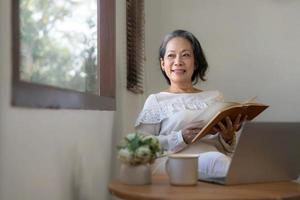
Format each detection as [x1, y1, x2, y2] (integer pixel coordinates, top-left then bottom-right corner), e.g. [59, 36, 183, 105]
[136, 123, 187, 153]
[134, 95, 164, 127]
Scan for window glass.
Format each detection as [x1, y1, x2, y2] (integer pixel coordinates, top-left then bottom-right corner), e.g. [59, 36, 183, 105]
[20, 0, 99, 94]
[12, 0, 115, 110]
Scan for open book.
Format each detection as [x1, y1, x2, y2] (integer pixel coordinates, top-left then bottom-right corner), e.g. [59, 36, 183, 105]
[191, 97, 269, 143]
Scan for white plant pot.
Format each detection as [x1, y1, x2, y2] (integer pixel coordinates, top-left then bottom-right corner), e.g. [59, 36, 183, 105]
[119, 163, 151, 185]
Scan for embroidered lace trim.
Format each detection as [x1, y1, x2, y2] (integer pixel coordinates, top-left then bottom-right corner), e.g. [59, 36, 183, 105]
[135, 94, 215, 126]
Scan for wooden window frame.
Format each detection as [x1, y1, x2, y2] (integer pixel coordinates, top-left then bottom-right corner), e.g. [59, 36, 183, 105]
[11, 0, 116, 110]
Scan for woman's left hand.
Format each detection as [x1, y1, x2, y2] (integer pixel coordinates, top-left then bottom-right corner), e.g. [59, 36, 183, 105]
[212, 114, 247, 143]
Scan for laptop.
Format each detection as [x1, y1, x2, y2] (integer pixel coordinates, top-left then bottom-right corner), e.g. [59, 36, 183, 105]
[201, 122, 300, 185]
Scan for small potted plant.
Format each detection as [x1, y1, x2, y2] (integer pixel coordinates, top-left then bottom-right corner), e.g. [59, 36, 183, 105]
[117, 132, 161, 185]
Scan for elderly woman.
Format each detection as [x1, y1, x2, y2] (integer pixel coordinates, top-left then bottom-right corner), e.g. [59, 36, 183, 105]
[134, 30, 246, 179]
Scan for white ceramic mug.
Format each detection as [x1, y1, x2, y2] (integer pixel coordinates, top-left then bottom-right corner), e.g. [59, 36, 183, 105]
[165, 154, 199, 186]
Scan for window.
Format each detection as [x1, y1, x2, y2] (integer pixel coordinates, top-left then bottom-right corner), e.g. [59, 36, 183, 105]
[11, 0, 115, 110]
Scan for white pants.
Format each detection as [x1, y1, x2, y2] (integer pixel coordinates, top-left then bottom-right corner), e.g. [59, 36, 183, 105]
[152, 151, 231, 179]
[198, 151, 231, 179]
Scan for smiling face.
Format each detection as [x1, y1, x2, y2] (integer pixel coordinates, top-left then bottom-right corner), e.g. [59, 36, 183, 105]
[160, 37, 195, 87]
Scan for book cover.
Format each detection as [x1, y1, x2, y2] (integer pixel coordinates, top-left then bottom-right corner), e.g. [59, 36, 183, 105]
[191, 100, 269, 143]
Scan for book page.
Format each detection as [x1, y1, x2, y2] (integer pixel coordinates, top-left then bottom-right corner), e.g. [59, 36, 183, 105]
[243, 96, 257, 104]
[191, 100, 268, 143]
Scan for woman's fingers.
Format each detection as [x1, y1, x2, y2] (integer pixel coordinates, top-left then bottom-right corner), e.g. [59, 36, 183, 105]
[242, 115, 248, 122]
[182, 124, 204, 143]
[184, 115, 248, 143]
[208, 126, 219, 135]
[218, 117, 235, 142]
[217, 121, 226, 132]
[234, 114, 242, 125]
[212, 127, 220, 132]
[233, 114, 242, 131]
[183, 120, 205, 130]
[225, 116, 233, 129]
[218, 117, 234, 131]
[233, 114, 248, 131]
[186, 129, 200, 135]
[184, 126, 201, 133]
[182, 129, 200, 144]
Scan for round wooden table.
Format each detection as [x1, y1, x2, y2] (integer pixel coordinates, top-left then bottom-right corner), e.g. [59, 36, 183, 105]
[108, 175, 300, 200]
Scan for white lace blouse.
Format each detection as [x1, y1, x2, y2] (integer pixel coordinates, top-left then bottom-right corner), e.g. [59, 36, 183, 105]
[135, 90, 238, 155]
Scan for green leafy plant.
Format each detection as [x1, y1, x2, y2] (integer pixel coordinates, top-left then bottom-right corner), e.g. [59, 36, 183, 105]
[118, 133, 161, 166]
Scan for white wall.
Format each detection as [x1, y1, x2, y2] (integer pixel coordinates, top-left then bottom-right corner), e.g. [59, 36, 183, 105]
[144, 0, 300, 122]
[110, 0, 145, 182]
[0, 1, 140, 200]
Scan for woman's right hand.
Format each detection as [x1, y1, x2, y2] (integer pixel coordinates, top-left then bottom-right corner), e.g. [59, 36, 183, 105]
[181, 121, 205, 144]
